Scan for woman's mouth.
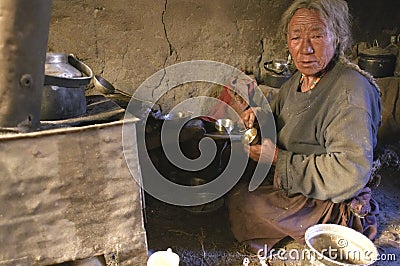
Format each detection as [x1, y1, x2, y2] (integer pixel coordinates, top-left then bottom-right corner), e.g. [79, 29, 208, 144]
[299, 61, 316, 67]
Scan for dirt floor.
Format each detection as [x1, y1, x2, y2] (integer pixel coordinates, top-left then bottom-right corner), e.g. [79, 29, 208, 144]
[144, 142, 400, 266]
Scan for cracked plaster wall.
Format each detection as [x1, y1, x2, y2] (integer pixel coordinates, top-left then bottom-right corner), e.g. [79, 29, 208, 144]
[48, 0, 399, 111]
[48, 0, 290, 111]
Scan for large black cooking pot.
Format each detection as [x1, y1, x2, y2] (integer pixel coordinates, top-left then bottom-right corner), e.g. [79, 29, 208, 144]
[358, 44, 396, 78]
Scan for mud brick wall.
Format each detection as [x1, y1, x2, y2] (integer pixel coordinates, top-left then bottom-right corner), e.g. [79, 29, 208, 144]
[48, 0, 399, 103]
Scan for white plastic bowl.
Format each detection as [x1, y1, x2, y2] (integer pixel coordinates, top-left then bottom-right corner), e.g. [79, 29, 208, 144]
[304, 224, 378, 266]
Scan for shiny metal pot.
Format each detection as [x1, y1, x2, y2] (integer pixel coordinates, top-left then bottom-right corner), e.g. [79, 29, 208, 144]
[41, 53, 93, 120]
[263, 59, 294, 88]
[264, 59, 290, 75]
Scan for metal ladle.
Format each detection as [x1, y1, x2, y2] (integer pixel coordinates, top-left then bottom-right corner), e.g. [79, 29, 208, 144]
[93, 75, 161, 111]
[94, 75, 136, 98]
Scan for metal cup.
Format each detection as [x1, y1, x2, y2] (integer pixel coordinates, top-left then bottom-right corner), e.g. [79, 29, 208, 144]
[215, 119, 234, 133]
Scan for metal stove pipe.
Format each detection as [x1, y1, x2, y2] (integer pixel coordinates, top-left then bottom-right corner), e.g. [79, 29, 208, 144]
[0, 0, 52, 132]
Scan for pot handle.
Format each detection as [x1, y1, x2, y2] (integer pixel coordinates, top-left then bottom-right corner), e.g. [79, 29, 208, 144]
[44, 54, 94, 87]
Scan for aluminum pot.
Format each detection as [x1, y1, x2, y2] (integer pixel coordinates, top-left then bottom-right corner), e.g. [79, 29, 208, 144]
[263, 59, 293, 88]
[41, 53, 93, 120]
[358, 42, 396, 78]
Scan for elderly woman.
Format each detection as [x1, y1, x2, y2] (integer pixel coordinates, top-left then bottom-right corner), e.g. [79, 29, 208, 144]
[228, 0, 381, 251]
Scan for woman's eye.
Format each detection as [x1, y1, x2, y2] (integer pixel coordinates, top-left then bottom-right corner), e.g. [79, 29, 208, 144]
[312, 34, 324, 39]
[291, 36, 300, 41]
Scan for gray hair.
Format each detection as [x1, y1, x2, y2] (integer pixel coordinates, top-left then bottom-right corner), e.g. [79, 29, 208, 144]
[280, 0, 352, 56]
[279, 0, 379, 91]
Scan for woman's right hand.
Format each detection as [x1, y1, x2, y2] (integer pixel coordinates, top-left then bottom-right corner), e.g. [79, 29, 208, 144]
[240, 107, 259, 128]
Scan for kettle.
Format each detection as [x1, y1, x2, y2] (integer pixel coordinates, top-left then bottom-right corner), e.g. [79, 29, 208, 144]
[41, 53, 93, 120]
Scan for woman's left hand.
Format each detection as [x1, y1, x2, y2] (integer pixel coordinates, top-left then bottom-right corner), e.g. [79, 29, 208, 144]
[243, 138, 278, 165]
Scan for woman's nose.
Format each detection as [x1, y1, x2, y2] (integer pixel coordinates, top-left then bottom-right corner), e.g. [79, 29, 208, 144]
[300, 38, 314, 54]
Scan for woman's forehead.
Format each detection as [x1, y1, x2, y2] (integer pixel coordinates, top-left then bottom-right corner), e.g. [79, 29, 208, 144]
[289, 9, 328, 32]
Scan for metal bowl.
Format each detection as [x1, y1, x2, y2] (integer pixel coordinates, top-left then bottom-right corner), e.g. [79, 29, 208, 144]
[241, 128, 259, 145]
[188, 177, 207, 186]
[184, 192, 224, 214]
[215, 118, 234, 133]
[162, 111, 193, 120]
[173, 176, 208, 186]
[160, 111, 193, 128]
[180, 177, 225, 214]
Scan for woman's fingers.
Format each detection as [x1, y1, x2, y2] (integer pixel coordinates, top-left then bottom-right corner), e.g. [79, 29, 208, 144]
[248, 112, 255, 128]
[243, 139, 277, 164]
[240, 108, 255, 128]
[243, 143, 261, 162]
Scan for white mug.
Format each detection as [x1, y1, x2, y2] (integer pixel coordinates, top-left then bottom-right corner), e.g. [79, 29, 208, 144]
[147, 248, 180, 266]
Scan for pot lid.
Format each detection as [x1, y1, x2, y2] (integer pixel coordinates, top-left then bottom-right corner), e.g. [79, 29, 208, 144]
[46, 53, 68, 64]
[359, 40, 392, 56]
[360, 46, 392, 56]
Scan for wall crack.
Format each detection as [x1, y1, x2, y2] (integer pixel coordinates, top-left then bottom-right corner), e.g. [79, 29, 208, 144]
[255, 38, 266, 81]
[162, 0, 175, 58]
[153, 0, 178, 99]
[93, 5, 106, 74]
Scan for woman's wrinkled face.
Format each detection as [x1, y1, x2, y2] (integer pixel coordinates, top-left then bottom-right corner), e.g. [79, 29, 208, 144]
[287, 8, 336, 76]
